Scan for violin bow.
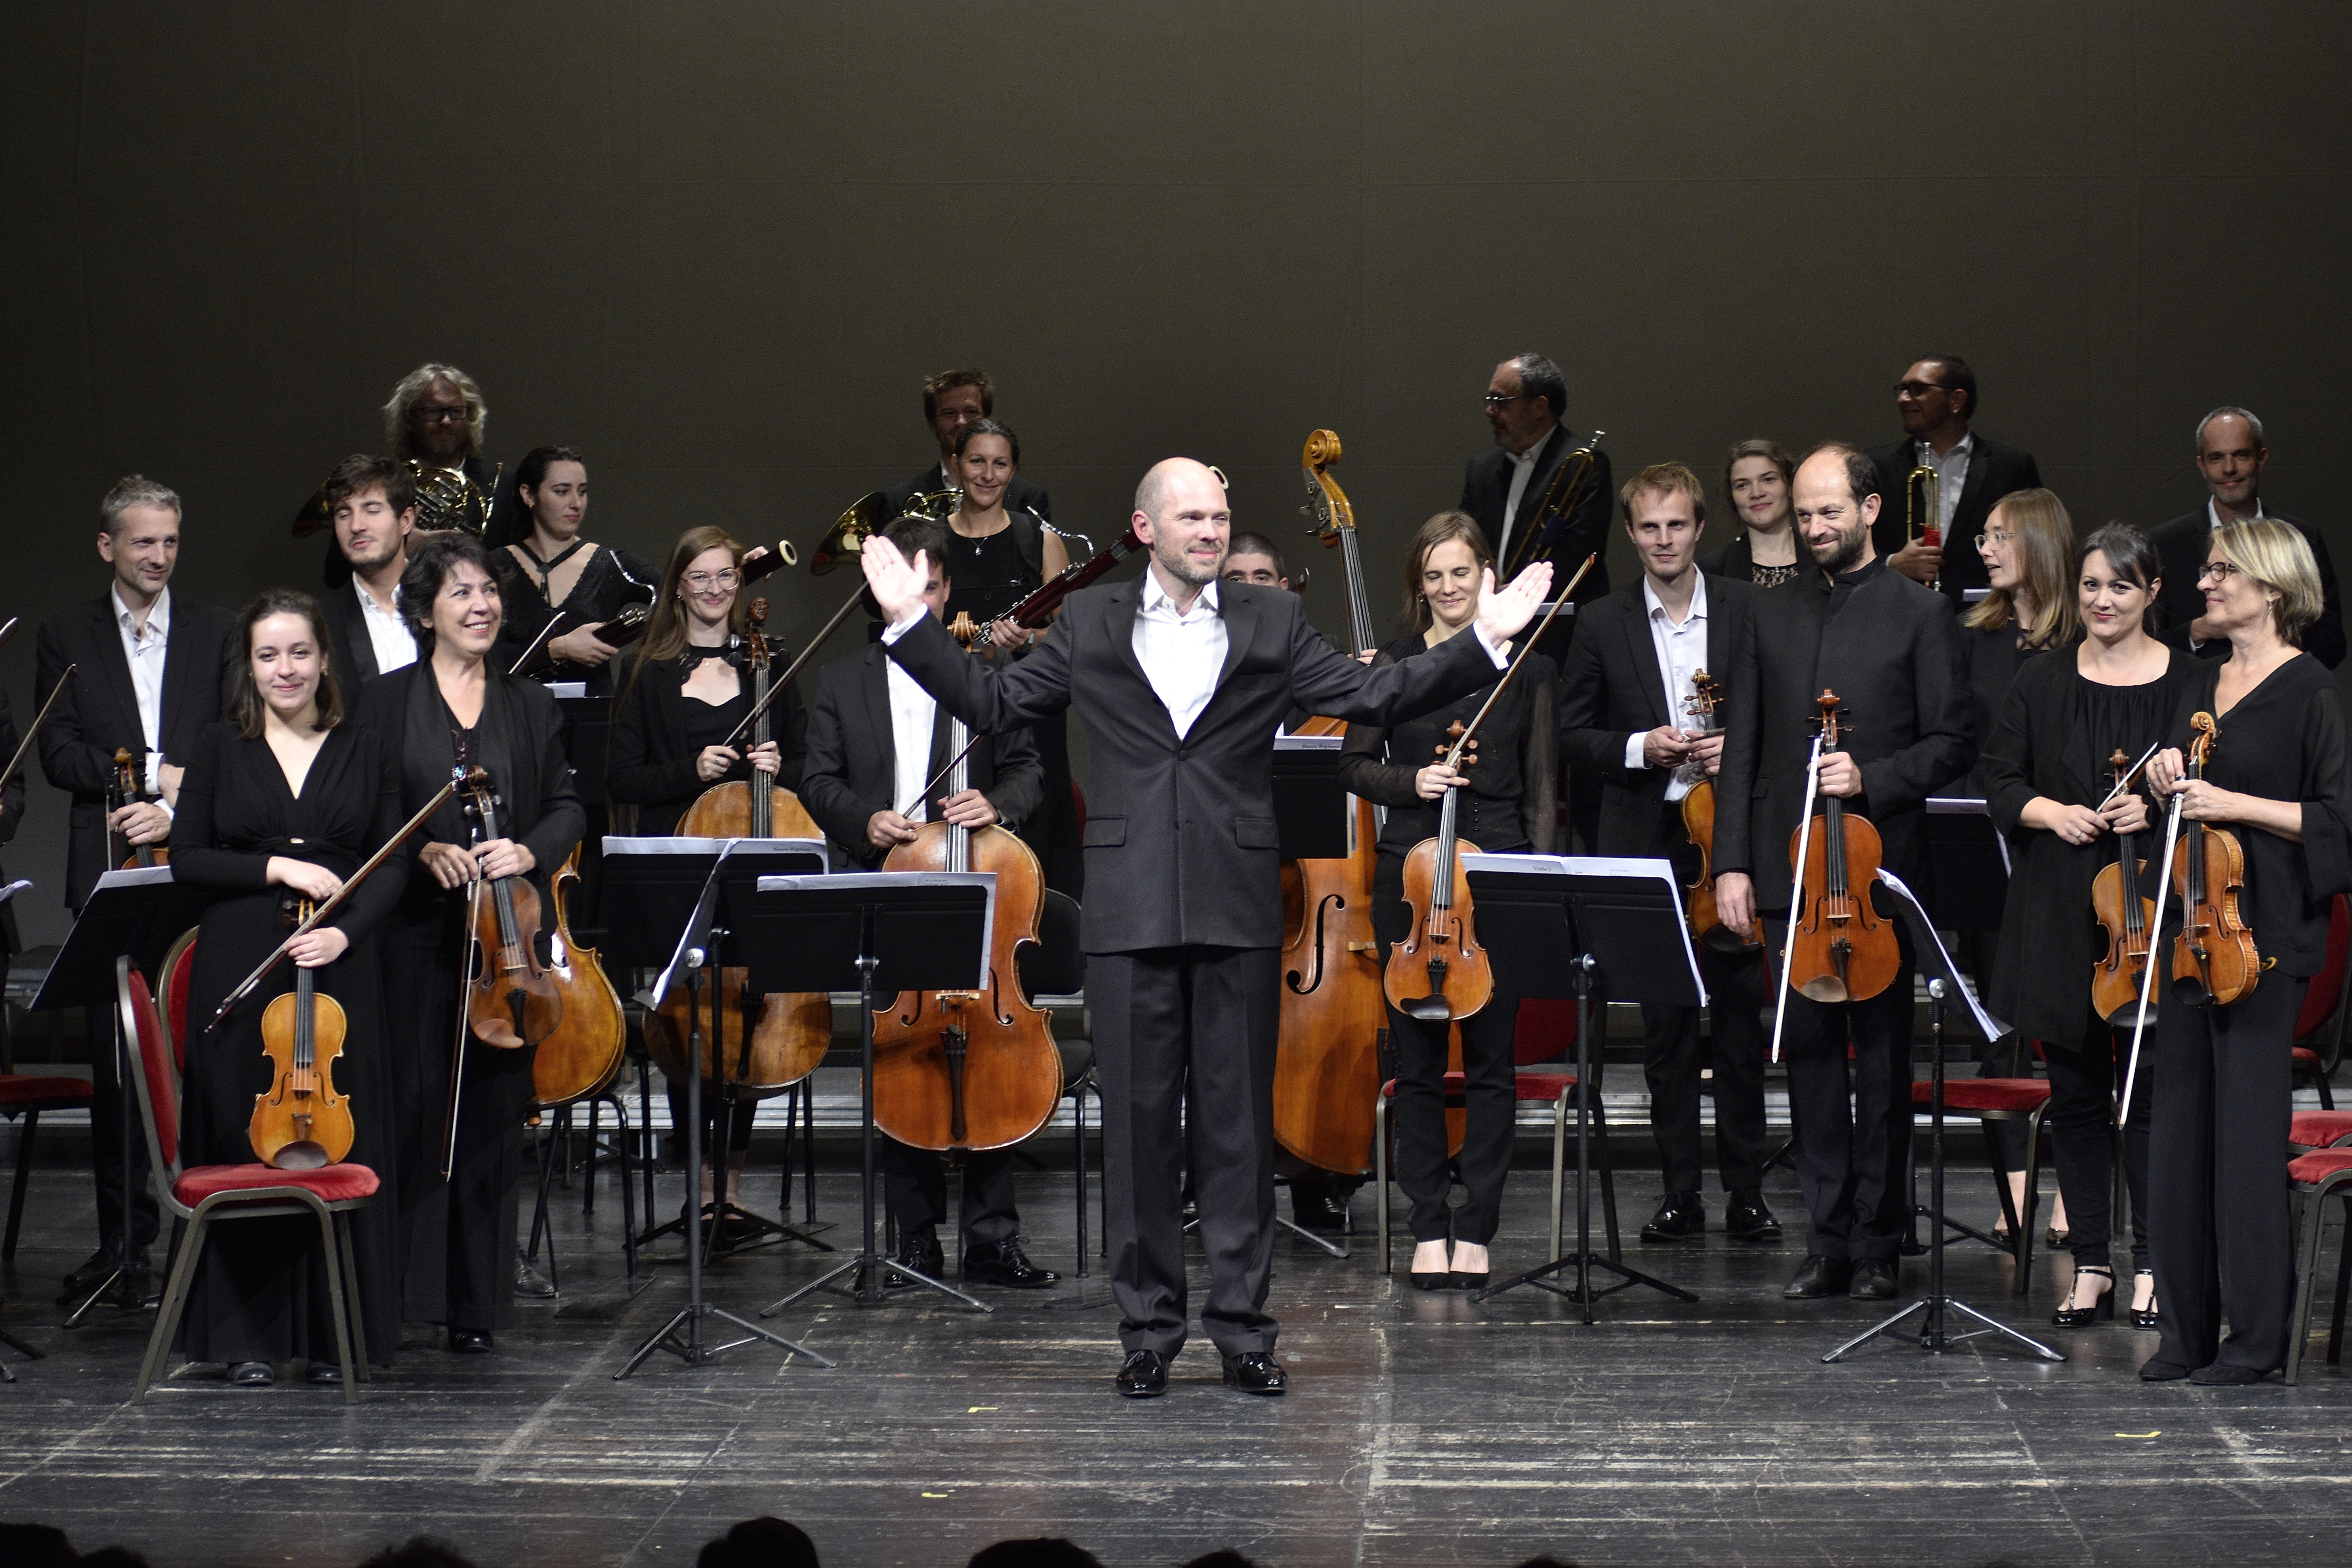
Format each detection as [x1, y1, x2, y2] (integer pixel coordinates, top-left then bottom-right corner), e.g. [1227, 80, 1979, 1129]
[2117, 784, 2187, 1125]
[719, 586, 868, 750]
[1768, 732, 1828, 1065]
[899, 731, 987, 819]
[1433, 553, 1594, 770]
[0, 666, 75, 801]
[206, 776, 461, 1030]
[508, 611, 568, 675]
[0, 616, 19, 654]
[2096, 740, 2163, 811]
[441, 876, 485, 1180]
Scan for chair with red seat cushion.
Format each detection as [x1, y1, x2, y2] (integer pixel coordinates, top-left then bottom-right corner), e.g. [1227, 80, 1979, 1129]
[1, 1072, 94, 1263]
[115, 955, 378, 1404]
[156, 926, 198, 1074]
[2285, 1147, 2352, 1384]
[2290, 1109, 2352, 1151]
[1910, 1071, 2052, 1294]
[1374, 997, 1618, 1273]
[2292, 896, 2350, 1110]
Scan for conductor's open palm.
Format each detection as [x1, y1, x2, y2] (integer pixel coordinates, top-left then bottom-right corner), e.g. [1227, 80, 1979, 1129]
[861, 534, 927, 625]
[1475, 561, 1555, 647]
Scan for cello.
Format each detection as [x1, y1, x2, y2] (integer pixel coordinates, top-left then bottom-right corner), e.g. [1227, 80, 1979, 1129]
[646, 597, 832, 1095]
[870, 618, 1061, 1154]
[1782, 691, 1901, 1005]
[250, 894, 356, 1170]
[1678, 670, 1757, 954]
[2168, 711, 2262, 1008]
[2091, 748, 2159, 1025]
[527, 845, 630, 1109]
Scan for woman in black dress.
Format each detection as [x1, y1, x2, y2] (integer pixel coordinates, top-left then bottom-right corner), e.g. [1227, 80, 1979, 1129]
[1697, 440, 1802, 589]
[1981, 525, 2194, 1329]
[357, 534, 585, 1353]
[2142, 518, 2352, 1384]
[1338, 512, 1556, 1289]
[169, 588, 407, 1385]
[495, 444, 658, 687]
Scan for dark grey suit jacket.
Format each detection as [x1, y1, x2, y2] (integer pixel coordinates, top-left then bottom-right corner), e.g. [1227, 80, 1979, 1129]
[2148, 505, 2344, 671]
[1459, 425, 1613, 604]
[1867, 433, 2041, 607]
[319, 578, 399, 692]
[35, 590, 237, 909]
[1558, 576, 1755, 857]
[799, 643, 1042, 870]
[884, 577, 1508, 953]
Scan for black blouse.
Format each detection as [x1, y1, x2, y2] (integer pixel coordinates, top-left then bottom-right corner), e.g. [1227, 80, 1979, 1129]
[606, 643, 810, 837]
[943, 524, 1036, 628]
[495, 543, 660, 688]
[1337, 634, 1557, 856]
[1959, 621, 2060, 794]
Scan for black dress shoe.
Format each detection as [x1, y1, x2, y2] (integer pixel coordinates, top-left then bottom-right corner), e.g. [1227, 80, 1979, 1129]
[1723, 1189, 1782, 1243]
[2138, 1356, 2190, 1381]
[448, 1328, 494, 1354]
[884, 1227, 944, 1289]
[2190, 1362, 2269, 1386]
[1640, 1190, 1707, 1244]
[963, 1238, 1061, 1289]
[308, 1362, 351, 1385]
[1291, 1189, 1351, 1234]
[61, 1245, 123, 1294]
[1784, 1255, 1852, 1299]
[1116, 1349, 1169, 1398]
[1848, 1257, 1898, 1300]
[513, 1252, 557, 1298]
[1221, 1352, 1286, 1394]
[1448, 1271, 1489, 1291]
[229, 1361, 273, 1387]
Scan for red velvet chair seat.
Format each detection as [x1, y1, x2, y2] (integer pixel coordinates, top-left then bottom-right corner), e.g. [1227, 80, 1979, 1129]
[0, 1076, 92, 1108]
[1913, 1077, 2050, 1114]
[2289, 1148, 2352, 1186]
[2291, 1110, 2352, 1150]
[173, 1162, 380, 1207]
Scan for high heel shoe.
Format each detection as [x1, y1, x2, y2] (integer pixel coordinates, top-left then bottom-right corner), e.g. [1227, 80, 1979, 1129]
[1409, 1242, 1451, 1291]
[2051, 1265, 2115, 1327]
[2131, 1269, 2160, 1329]
[1447, 1243, 1490, 1292]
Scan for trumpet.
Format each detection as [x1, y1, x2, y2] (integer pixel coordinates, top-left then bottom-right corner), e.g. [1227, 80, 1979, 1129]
[1906, 462, 1941, 591]
[1502, 429, 1607, 580]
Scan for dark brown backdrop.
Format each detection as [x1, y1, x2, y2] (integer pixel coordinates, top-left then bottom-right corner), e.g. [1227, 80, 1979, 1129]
[2, 1, 2346, 946]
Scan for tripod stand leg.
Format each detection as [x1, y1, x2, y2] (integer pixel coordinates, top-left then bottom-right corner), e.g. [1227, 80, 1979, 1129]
[1940, 1295, 2066, 1361]
[1822, 1296, 1933, 1362]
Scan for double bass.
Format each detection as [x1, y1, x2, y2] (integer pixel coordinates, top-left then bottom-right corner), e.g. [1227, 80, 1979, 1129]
[1677, 670, 1756, 954]
[1783, 691, 1901, 1005]
[645, 597, 832, 1095]
[250, 894, 356, 1170]
[2169, 712, 2262, 1007]
[871, 618, 1061, 1154]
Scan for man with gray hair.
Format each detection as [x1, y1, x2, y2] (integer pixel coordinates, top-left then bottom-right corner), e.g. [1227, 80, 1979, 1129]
[2148, 406, 2343, 668]
[35, 476, 236, 1303]
[1459, 353, 1614, 607]
[305, 362, 509, 584]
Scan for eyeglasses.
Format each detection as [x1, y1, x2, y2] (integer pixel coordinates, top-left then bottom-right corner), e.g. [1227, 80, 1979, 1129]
[683, 570, 740, 590]
[2197, 561, 2243, 582]
[1974, 530, 2011, 549]
[1893, 380, 1949, 399]
[410, 406, 468, 424]
[1482, 393, 1528, 408]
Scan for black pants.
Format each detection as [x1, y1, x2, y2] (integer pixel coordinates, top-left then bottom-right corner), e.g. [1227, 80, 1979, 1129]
[86, 1003, 159, 1254]
[881, 1141, 1020, 1250]
[2045, 1019, 2152, 1270]
[1781, 936, 1915, 1263]
[1091, 945, 1280, 1358]
[2150, 975, 2301, 1374]
[666, 1084, 758, 1157]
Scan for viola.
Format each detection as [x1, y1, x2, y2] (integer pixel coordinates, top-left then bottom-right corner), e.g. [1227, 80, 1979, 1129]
[2169, 711, 2262, 1007]
[1385, 722, 1494, 1023]
[250, 894, 355, 1169]
[2091, 748, 2158, 1026]
[871, 617, 1061, 1154]
[527, 845, 630, 1110]
[1678, 670, 1756, 954]
[110, 747, 169, 869]
[457, 765, 564, 1050]
[1784, 690, 1901, 1004]
[648, 596, 831, 1095]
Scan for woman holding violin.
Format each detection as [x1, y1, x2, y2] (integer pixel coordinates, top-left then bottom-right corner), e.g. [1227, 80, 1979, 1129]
[1980, 524, 2194, 1330]
[1337, 512, 1556, 1289]
[168, 588, 408, 1385]
[2139, 519, 2352, 1385]
[357, 534, 584, 1353]
[495, 444, 659, 687]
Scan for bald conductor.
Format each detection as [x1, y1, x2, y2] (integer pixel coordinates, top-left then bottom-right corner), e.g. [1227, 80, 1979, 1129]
[864, 458, 1553, 1398]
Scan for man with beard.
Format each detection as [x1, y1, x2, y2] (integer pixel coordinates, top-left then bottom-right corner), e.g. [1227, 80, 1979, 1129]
[1710, 443, 1972, 1304]
[316, 455, 420, 691]
[307, 364, 507, 584]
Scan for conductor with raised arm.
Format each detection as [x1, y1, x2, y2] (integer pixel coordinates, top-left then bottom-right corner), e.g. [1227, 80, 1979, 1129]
[863, 458, 1552, 1398]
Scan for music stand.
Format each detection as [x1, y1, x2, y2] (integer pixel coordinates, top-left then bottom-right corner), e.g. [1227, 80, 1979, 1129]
[1462, 855, 1701, 1320]
[0, 881, 37, 1371]
[1822, 868, 2064, 1364]
[753, 871, 997, 1318]
[31, 866, 210, 1323]
[602, 839, 834, 1376]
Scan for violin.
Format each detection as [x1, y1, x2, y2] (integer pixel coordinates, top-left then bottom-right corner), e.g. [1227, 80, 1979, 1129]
[1784, 690, 1901, 1004]
[2169, 712, 2262, 1007]
[110, 747, 169, 868]
[526, 845, 630, 1110]
[648, 596, 831, 1095]
[2091, 748, 2159, 1026]
[1679, 670, 1756, 954]
[457, 765, 564, 1050]
[1271, 430, 1394, 1178]
[871, 617, 1061, 1153]
[1387, 722, 1495, 1023]
[250, 894, 355, 1169]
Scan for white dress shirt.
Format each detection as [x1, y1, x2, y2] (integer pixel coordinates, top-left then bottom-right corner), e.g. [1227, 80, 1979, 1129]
[885, 656, 938, 821]
[2206, 496, 2264, 532]
[353, 578, 419, 675]
[1622, 572, 1710, 803]
[1497, 429, 1555, 566]
[1913, 432, 1973, 538]
[113, 584, 170, 794]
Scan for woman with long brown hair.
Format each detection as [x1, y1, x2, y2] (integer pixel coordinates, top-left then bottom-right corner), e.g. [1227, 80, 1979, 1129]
[1700, 439, 1803, 588]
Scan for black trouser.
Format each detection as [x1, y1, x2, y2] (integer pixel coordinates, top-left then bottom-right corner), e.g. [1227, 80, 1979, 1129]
[86, 1003, 159, 1255]
[881, 1141, 1020, 1251]
[2150, 975, 2302, 1374]
[1780, 929, 1915, 1264]
[1638, 807, 1768, 1194]
[2045, 1017, 2152, 1271]
[1091, 944, 1280, 1359]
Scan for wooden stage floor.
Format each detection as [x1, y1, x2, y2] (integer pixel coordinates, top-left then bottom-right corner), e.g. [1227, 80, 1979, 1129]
[1, 1139, 2346, 1568]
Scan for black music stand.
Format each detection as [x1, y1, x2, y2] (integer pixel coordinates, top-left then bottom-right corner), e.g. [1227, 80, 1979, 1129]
[31, 866, 210, 1324]
[754, 871, 997, 1318]
[0, 881, 38, 1372]
[603, 840, 834, 1376]
[1823, 868, 2063, 1364]
[1266, 731, 1359, 1259]
[1463, 855, 1700, 1320]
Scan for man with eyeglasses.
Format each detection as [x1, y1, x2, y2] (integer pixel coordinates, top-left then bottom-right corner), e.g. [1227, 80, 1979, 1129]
[306, 363, 512, 586]
[1867, 355, 2041, 607]
[2147, 406, 2343, 669]
[882, 369, 1052, 523]
[1459, 353, 1613, 610]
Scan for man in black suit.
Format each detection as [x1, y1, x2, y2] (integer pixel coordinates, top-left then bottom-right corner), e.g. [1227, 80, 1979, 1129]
[1712, 444, 1972, 1303]
[1868, 355, 2042, 607]
[34, 475, 236, 1299]
[316, 455, 421, 692]
[799, 517, 1054, 1291]
[881, 368, 1051, 522]
[864, 458, 1552, 1397]
[1558, 462, 1779, 1250]
[1459, 352, 1612, 605]
[2147, 405, 2344, 669]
